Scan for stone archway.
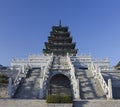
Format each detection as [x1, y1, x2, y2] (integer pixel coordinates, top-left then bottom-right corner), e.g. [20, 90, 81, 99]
[49, 74, 72, 96]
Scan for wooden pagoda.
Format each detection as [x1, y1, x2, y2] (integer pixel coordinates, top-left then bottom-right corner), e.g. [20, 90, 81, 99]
[43, 22, 78, 56]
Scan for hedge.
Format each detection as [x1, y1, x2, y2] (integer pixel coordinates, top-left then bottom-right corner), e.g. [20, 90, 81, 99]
[46, 95, 72, 103]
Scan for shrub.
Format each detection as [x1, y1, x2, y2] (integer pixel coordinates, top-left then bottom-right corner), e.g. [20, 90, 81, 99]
[61, 95, 72, 103]
[46, 95, 72, 103]
[0, 74, 9, 84]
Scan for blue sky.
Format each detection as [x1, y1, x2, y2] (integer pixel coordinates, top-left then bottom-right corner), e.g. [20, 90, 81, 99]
[0, 0, 120, 66]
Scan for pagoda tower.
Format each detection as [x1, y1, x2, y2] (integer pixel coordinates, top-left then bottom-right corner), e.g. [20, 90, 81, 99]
[43, 21, 78, 56]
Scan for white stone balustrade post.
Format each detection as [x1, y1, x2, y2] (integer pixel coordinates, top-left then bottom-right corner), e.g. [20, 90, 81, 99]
[108, 79, 113, 99]
[76, 79, 80, 99]
[67, 52, 69, 58]
[21, 65, 25, 77]
[39, 79, 44, 99]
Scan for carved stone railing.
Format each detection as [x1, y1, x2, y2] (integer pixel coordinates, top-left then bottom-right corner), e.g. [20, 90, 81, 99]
[39, 54, 53, 99]
[8, 65, 30, 98]
[88, 62, 113, 99]
[67, 53, 80, 99]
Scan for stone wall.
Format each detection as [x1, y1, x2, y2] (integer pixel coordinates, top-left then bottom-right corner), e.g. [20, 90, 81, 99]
[0, 84, 8, 98]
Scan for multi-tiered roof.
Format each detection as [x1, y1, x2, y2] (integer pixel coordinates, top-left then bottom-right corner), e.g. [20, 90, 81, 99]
[43, 22, 78, 56]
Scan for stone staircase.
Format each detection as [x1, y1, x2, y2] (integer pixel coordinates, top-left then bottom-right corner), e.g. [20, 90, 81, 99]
[14, 68, 41, 99]
[75, 68, 106, 99]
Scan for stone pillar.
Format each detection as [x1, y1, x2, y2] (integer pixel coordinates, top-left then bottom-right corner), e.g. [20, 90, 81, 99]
[8, 78, 13, 98]
[21, 65, 24, 74]
[21, 65, 26, 77]
[73, 79, 80, 99]
[67, 52, 69, 58]
[72, 79, 80, 99]
[77, 79, 80, 99]
[51, 52, 53, 56]
[39, 79, 44, 99]
[108, 79, 113, 99]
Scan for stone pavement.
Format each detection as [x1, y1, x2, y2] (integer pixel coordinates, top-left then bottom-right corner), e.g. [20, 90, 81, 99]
[73, 99, 120, 107]
[0, 99, 120, 107]
[0, 99, 72, 107]
[0, 99, 47, 107]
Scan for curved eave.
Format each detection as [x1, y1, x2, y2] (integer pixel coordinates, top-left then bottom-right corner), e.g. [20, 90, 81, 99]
[45, 43, 76, 49]
[48, 37, 72, 43]
[52, 26, 68, 32]
[43, 49, 78, 55]
[50, 32, 70, 37]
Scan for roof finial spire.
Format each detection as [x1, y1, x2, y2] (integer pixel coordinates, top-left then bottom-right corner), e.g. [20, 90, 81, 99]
[59, 20, 61, 27]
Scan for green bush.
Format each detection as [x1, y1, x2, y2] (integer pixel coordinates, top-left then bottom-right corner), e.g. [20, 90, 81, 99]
[46, 95, 72, 103]
[0, 74, 9, 84]
[61, 95, 72, 103]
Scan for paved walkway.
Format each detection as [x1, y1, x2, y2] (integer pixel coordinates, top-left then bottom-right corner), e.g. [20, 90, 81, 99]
[0, 99, 120, 107]
[73, 99, 120, 107]
[0, 99, 47, 107]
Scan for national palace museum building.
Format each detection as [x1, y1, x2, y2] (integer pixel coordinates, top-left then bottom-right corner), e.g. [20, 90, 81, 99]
[7, 22, 120, 100]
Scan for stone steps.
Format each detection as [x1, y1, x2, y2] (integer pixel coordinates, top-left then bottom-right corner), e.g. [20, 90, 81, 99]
[75, 69, 106, 99]
[14, 69, 41, 99]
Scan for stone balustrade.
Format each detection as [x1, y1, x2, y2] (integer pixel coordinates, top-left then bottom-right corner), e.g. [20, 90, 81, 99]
[39, 54, 53, 99]
[88, 62, 113, 99]
[11, 54, 51, 68]
[8, 65, 30, 98]
[70, 55, 110, 70]
[67, 53, 80, 99]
